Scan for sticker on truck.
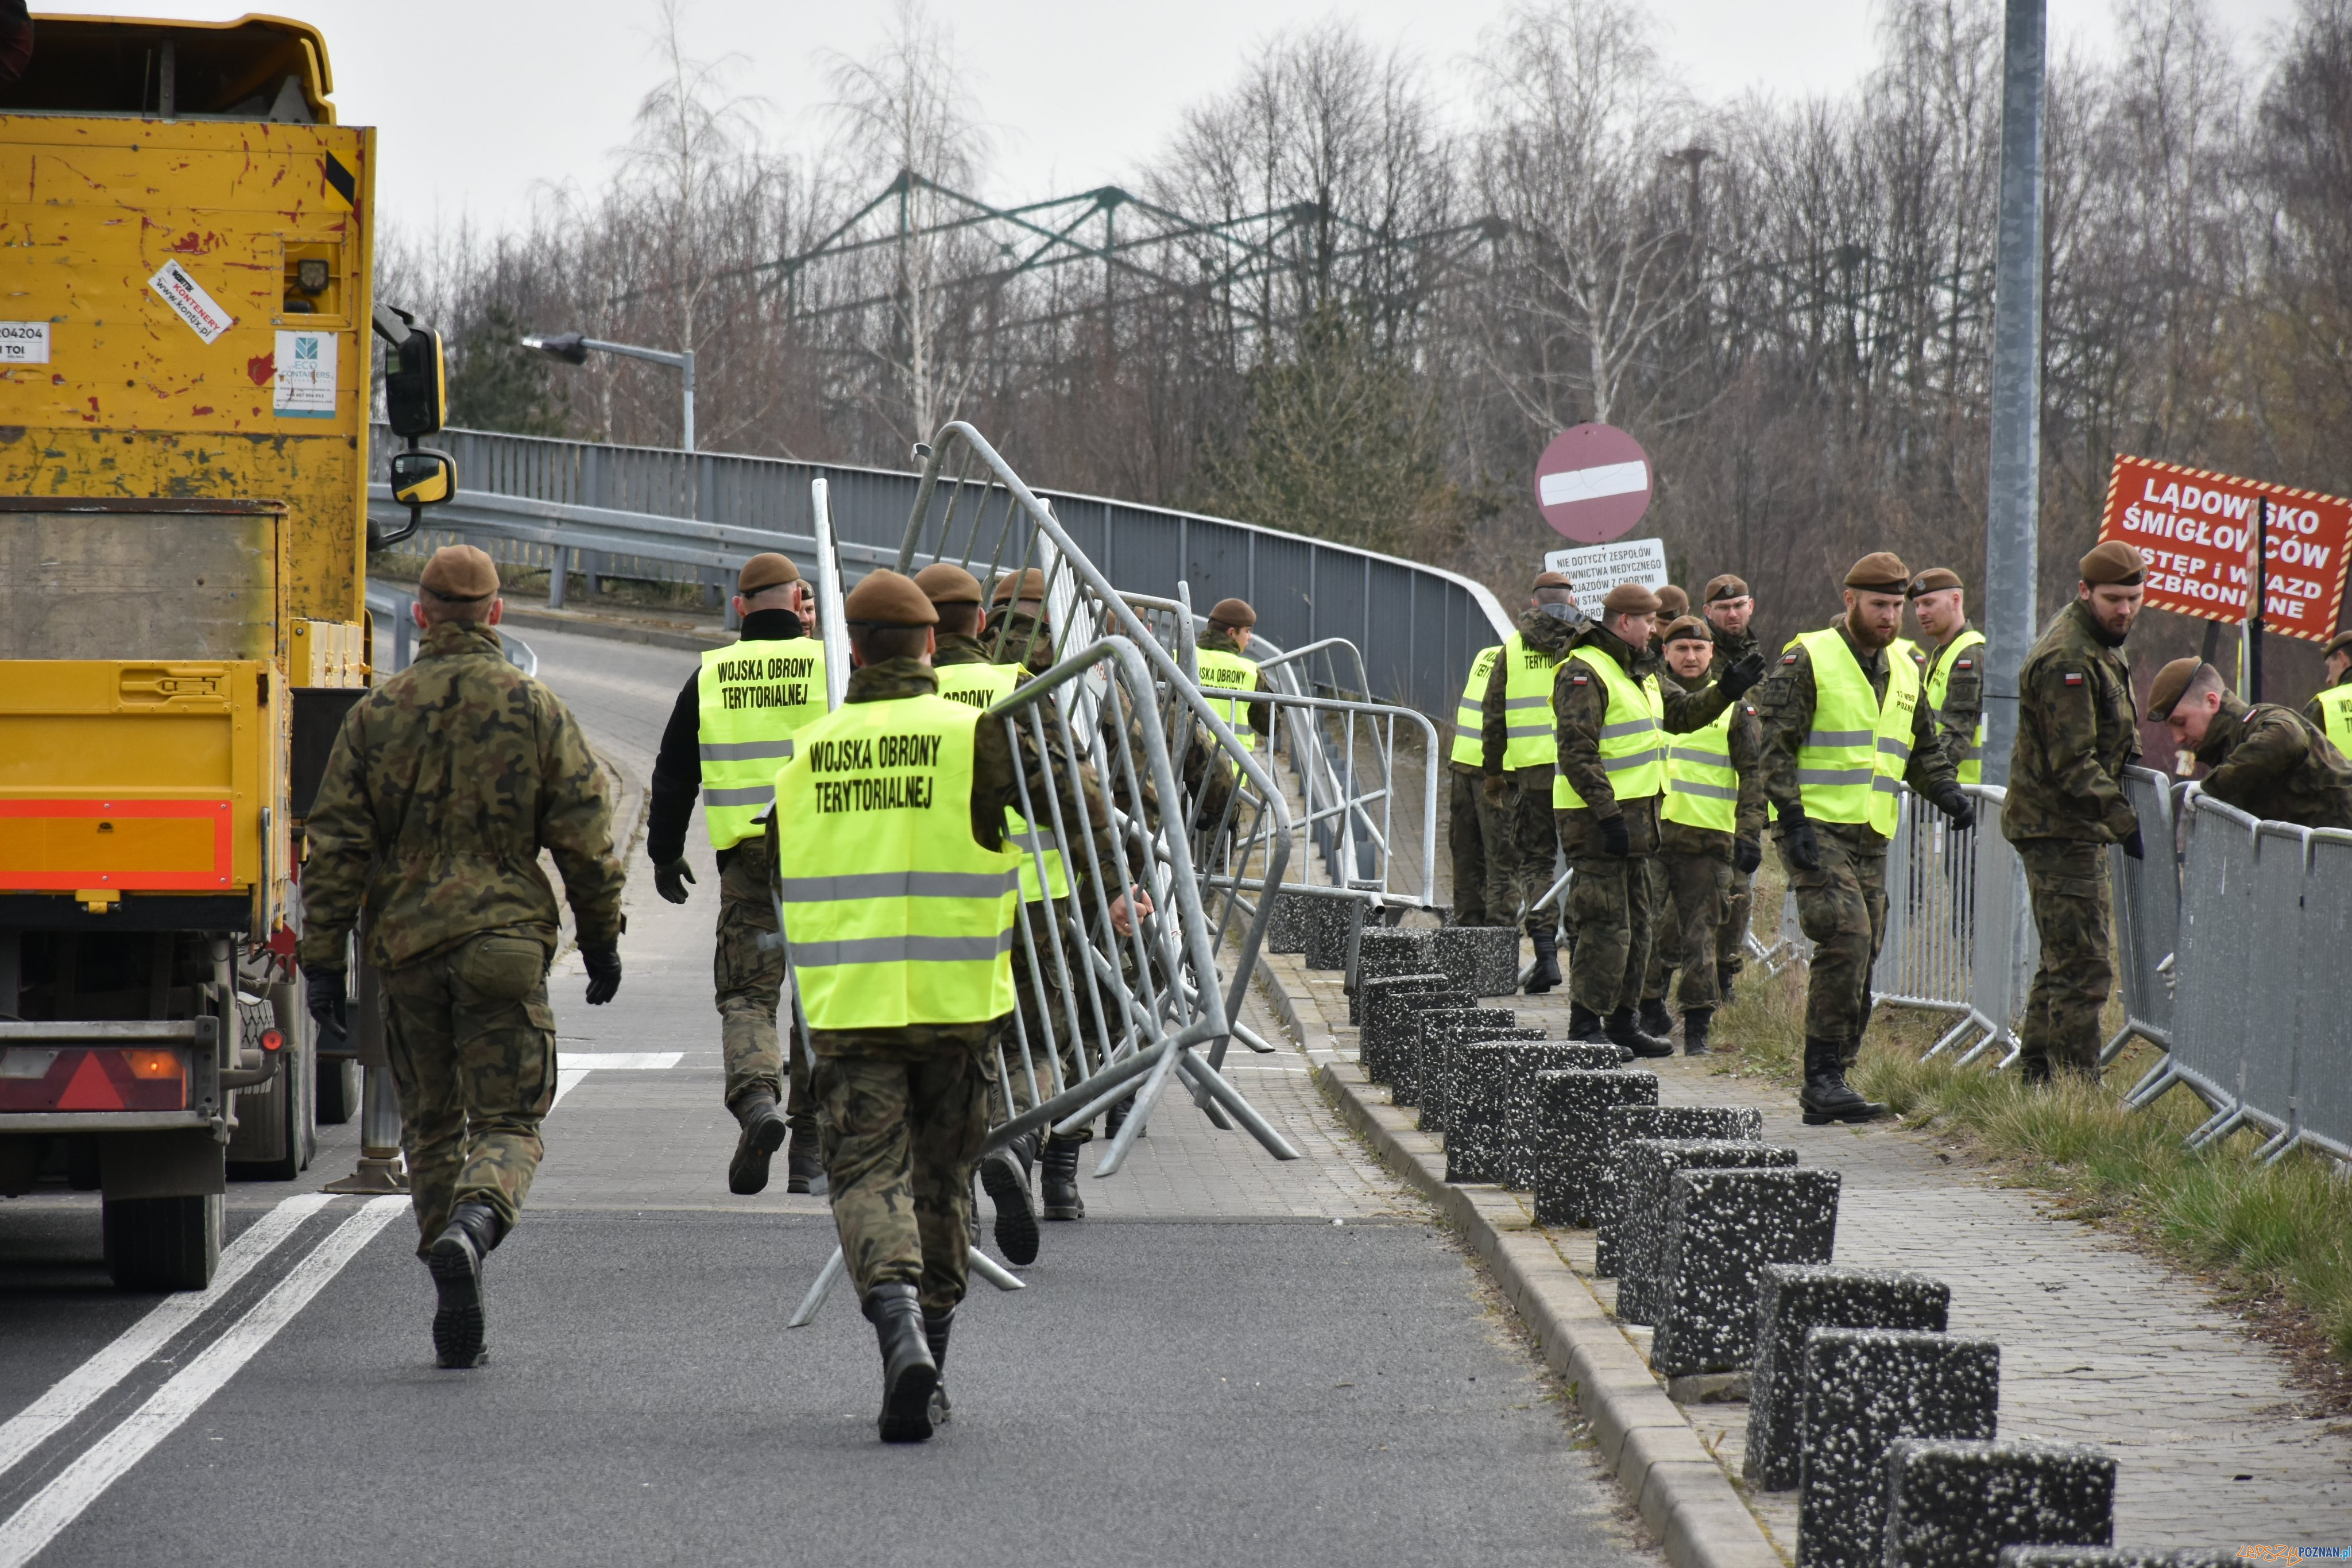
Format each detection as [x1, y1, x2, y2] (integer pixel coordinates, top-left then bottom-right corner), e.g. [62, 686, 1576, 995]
[0, 320, 49, 363]
[148, 260, 235, 344]
[274, 329, 336, 418]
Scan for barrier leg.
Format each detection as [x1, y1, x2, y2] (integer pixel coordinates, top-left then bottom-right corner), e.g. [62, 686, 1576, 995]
[2123, 1059, 2178, 1109]
[786, 1246, 847, 1329]
[322, 1065, 409, 1194]
[2185, 1102, 2245, 1150]
[1923, 1012, 1982, 1060]
[966, 1247, 1028, 1292]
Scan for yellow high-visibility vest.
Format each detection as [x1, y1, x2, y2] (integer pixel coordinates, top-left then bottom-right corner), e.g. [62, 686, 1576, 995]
[1661, 700, 1739, 834]
[1194, 648, 1262, 750]
[934, 660, 1070, 905]
[2314, 684, 2352, 756]
[1793, 627, 1920, 837]
[697, 638, 827, 850]
[772, 694, 1020, 1030]
[1502, 633, 1566, 769]
[1450, 645, 1503, 767]
[1551, 648, 1665, 810]
[1923, 627, 1987, 785]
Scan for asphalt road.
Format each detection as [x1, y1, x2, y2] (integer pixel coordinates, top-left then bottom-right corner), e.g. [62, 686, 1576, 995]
[0, 622, 1653, 1567]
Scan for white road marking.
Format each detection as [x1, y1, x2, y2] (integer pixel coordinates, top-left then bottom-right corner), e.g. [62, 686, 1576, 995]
[0, 1191, 334, 1486]
[549, 1050, 684, 1113]
[0, 1196, 404, 1568]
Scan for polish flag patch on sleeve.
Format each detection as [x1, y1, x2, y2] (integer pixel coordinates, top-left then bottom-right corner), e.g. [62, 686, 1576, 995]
[1569, 674, 1590, 685]
[2062, 671, 2085, 687]
[1781, 653, 1798, 664]
[1955, 659, 1973, 670]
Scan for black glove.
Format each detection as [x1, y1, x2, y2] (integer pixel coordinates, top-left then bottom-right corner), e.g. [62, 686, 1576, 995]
[1732, 837, 1762, 874]
[653, 857, 695, 905]
[1598, 814, 1631, 858]
[1780, 811, 1821, 872]
[1935, 788, 1977, 831]
[306, 968, 349, 1054]
[582, 947, 622, 1006]
[2121, 828, 2145, 861]
[1718, 650, 1767, 699]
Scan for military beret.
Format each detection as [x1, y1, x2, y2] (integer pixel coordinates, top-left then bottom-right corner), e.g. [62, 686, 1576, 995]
[2146, 656, 2212, 722]
[1661, 614, 1711, 645]
[1208, 597, 1256, 628]
[1844, 551, 1912, 593]
[2079, 540, 2146, 586]
[1601, 582, 1662, 615]
[989, 568, 1048, 606]
[1655, 584, 1690, 620]
[911, 562, 983, 605]
[420, 543, 499, 601]
[1703, 573, 1749, 603]
[1532, 571, 1574, 592]
[842, 569, 939, 628]
[737, 552, 800, 595]
[2325, 629, 2352, 660]
[1907, 567, 1964, 597]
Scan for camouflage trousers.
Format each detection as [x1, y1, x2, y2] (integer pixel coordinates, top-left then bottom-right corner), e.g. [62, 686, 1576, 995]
[714, 835, 813, 1138]
[1565, 854, 1653, 1016]
[1642, 851, 1732, 1012]
[1486, 770, 1563, 938]
[2016, 838, 2113, 1078]
[995, 899, 1097, 1145]
[1448, 766, 1493, 926]
[378, 928, 556, 1259]
[813, 1037, 995, 1319]
[1717, 867, 1754, 983]
[1782, 824, 1889, 1066]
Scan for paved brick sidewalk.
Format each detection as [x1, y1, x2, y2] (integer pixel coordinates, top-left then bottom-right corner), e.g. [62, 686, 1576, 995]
[1267, 945, 2352, 1551]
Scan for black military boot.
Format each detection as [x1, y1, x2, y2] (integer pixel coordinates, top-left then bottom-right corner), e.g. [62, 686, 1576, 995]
[1638, 997, 1676, 1041]
[980, 1130, 1040, 1265]
[924, 1309, 954, 1426]
[1604, 1007, 1674, 1059]
[727, 1091, 788, 1196]
[424, 1201, 504, 1369]
[1681, 1008, 1713, 1056]
[862, 1282, 938, 1442]
[1716, 967, 1739, 1008]
[1525, 931, 1562, 994]
[784, 1128, 823, 1195]
[1039, 1137, 1085, 1221]
[1105, 1094, 1143, 1139]
[1797, 1037, 1889, 1125]
[1565, 1004, 1628, 1062]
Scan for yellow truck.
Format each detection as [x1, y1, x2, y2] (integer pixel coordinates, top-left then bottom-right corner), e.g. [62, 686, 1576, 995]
[0, 13, 454, 1286]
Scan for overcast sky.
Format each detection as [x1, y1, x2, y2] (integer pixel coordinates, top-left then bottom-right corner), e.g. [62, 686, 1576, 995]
[41, 0, 2304, 233]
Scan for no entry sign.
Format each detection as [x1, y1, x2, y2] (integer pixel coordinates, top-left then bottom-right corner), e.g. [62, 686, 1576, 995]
[2098, 454, 2352, 642]
[1535, 423, 1651, 544]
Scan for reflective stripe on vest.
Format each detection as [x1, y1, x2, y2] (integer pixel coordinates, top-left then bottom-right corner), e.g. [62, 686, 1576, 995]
[697, 639, 827, 849]
[1661, 699, 1739, 834]
[933, 660, 1069, 904]
[773, 694, 1019, 1029]
[1502, 633, 1565, 769]
[1194, 648, 1262, 750]
[1551, 648, 1665, 810]
[1450, 644, 1504, 767]
[2316, 684, 2352, 757]
[1793, 627, 1920, 836]
[1924, 627, 1988, 785]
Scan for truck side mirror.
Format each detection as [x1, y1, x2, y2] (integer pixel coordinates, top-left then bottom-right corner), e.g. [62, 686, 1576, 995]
[373, 302, 447, 438]
[389, 447, 456, 506]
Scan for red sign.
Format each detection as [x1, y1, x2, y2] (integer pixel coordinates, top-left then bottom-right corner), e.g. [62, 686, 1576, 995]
[2098, 454, 2352, 643]
[1535, 423, 1651, 544]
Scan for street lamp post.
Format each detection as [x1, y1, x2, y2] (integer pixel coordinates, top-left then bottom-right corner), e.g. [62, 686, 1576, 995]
[522, 332, 695, 452]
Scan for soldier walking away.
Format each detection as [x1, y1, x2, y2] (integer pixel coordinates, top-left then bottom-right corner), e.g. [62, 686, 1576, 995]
[1553, 585, 1761, 1058]
[2148, 657, 2352, 830]
[1755, 552, 1971, 1123]
[1639, 617, 1766, 1056]
[646, 553, 828, 1196]
[300, 545, 625, 1369]
[2003, 541, 2146, 1083]
[1481, 571, 1588, 992]
[1446, 640, 1506, 926]
[1193, 597, 1274, 754]
[2305, 630, 2352, 756]
[1703, 574, 1761, 1002]
[1908, 568, 1985, 784]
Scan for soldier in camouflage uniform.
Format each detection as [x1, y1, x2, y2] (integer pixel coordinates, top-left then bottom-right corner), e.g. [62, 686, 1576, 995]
[1756, 553, 1969, 1122]
[301, 545, 625, 1369]
[2149, 657, 2352, 829]
[1906, 568, 1985, 779]
[2304, 630, 2352, 755]
[2003, 541, 2146, 1082]
[1481, 572, 1588, 990]
[1703, 574, 1762, 1000]
[1445, 641, 1504, 926]
[985, 567, 1060, 675]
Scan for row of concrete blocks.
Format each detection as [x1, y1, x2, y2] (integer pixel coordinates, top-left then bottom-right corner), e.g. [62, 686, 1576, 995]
[1266, 905, 1525, 998]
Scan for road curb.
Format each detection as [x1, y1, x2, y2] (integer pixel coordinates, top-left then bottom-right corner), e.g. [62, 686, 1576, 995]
[1258, 965, 1786, 1568]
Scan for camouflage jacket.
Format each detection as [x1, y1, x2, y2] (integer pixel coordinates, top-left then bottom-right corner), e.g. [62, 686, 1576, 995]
[1196, 624, 1273, 738]
[1920, 623, 1986, 777]
[2192, 694, 2352, 831]
[2002, 600, 2140, 845]
[983, 608, 1058, 675]
[1483, 606, 1581, 777]
[298, 621, 625, 973]
[933, 636, 1137, 868]
[1706, 623, 1759, 682]
[1754, 619, 1959, 838]
[1552, 622, 1736, 824]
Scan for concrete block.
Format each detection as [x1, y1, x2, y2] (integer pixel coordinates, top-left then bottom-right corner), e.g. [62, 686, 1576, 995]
[1595, 1104, 1763, 1275]
[1746, 1265, 1951, 1491]
[1443, 1040, 1599, 1183]
[1346, 928, 1434, 1023]
[1882, 1439, 2115, 1568]
[1356, 975, 1453, 1085]
[1264, 890, 1308, 954]
[1301, 897, 1359, 970]
[1405, 1009, 1519, 1129]
[1430, 925, 1522, 997]
[1495, 1043, 1618, 1189]
[1372, 990, 1471, 1104]
[1650, 1167, 1842, 1374]
[1999, 1553, 2234, 1568]
[1530, 1068, 1659, 1227]
[1794, 1333, 2002, 1568]
[1615, 1141, 1797, 1319]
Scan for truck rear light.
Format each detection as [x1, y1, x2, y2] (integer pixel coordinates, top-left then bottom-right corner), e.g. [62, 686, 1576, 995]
[0, 1048, 61, 1079]
[122, 1049, 182, 1079]
[0, 1046, 187, 1112]
[259, 1028, 284, 1053]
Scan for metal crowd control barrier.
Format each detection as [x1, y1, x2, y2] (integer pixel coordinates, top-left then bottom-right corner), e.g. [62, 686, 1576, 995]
[2107, 766, 2183, 1074]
